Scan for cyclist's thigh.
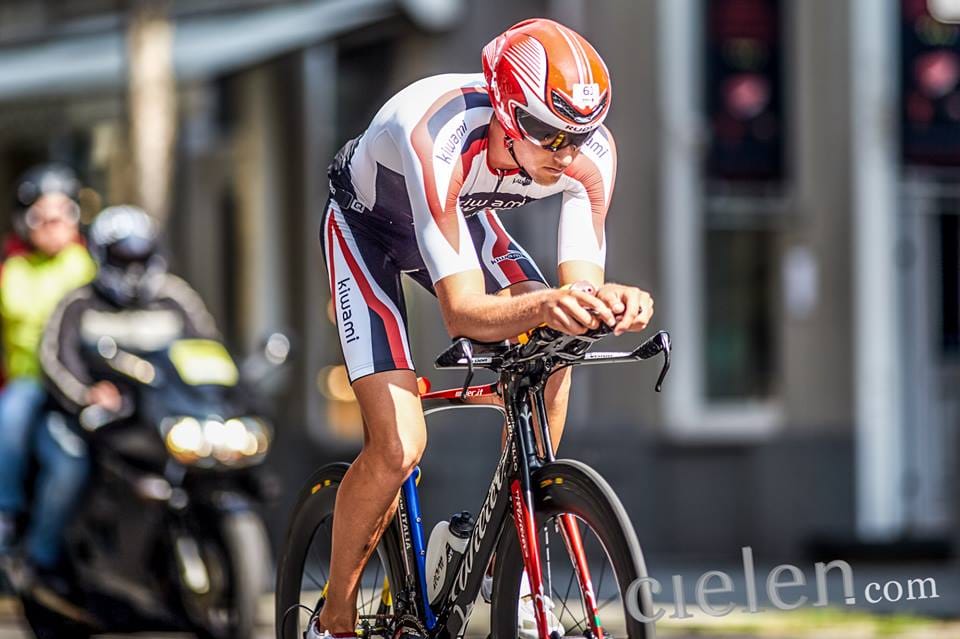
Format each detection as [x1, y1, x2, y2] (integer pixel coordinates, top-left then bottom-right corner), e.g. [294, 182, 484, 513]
[465, 210, 548, 294]
[352, 370, 425, 452]
[321, 200, 415, 383]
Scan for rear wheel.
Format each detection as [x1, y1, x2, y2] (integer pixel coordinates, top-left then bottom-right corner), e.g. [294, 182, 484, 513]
[276, 463, 409, 639]
[490, 460, 656, 639]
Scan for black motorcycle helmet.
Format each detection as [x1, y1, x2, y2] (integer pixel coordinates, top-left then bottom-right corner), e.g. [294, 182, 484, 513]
[11, 163, 81, 241]
[88, 205, 167, 307]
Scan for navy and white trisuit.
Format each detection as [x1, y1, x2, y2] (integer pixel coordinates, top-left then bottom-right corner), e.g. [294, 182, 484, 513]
[321, 73, 617, 382]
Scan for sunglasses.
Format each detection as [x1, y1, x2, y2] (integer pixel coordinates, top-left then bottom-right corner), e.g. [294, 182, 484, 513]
[515, 109, 597, 151]
[25, 202, 81, 231]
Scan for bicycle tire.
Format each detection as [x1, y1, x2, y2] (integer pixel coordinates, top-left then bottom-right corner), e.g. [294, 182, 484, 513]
[490, 459, 656, 639]
[275, 463, 408, 639]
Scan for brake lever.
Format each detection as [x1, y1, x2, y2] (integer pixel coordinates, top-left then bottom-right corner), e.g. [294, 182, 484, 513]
[630, 330, 672, 392]
[654, 332, 671, 392]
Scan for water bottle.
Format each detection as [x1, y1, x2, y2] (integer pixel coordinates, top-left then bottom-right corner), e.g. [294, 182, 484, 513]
[425, 511, 474, 604]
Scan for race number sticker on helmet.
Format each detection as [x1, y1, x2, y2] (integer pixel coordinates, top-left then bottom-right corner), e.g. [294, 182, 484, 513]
[572, 83, 601, 109]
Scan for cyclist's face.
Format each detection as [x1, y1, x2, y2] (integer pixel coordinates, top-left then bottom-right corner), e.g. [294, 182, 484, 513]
[513, 137, 581, 186]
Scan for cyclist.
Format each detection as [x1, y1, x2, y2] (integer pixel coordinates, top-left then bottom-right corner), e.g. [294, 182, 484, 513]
[313, 18, 654, 638]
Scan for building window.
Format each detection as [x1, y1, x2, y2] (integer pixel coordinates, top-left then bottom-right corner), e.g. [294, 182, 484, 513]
[702, 0, 784, 401]
[705, 0, 785, 182]
[705, 226, 779, 399]
[901, 0, 960, 167]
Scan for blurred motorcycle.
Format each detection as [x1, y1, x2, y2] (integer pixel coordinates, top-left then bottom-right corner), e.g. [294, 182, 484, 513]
[18, 333, 290, 639]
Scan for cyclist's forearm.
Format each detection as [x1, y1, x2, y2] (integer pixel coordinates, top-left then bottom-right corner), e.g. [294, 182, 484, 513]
[442, 289, 552, 342]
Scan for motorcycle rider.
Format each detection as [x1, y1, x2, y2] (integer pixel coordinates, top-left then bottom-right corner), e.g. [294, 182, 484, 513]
[37, 205, 219, 581]
[0, 164, 96, 566]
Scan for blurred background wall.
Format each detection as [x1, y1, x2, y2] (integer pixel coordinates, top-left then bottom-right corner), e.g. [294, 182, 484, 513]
[0, 0, 957, 568]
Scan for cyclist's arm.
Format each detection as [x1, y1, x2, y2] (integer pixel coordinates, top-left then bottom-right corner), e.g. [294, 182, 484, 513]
[558, 261, 604, 289]
[557, 129, 652, 334]
[435, 270, 613, 342]
[557, 126, 616, 284]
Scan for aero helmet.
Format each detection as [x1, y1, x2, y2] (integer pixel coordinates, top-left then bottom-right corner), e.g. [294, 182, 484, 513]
[482, 18, 611, 149]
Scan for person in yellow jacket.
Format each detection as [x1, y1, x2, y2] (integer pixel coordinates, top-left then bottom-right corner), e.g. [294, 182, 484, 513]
[0, 164, 96, 560]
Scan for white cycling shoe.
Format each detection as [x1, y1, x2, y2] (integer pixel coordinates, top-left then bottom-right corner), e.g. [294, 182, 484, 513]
[482, 572, 565, 639]
[306, 630, 359, 639]
[304, 617, 358, 639]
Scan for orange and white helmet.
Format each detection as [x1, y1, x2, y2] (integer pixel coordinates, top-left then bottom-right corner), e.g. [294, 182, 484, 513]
[482, 18, 611, 149]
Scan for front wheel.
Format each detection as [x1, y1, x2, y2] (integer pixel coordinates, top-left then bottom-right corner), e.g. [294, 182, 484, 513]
[490, 460, 656, 639]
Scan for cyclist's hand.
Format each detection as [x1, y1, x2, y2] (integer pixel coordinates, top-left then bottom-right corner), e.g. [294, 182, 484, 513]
[540, 287, 616, 335]
[86, 381, 122, 413]
[597, 284, 654, 335]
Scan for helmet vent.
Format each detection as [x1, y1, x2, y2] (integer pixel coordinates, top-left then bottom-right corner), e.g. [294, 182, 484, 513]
[551, 90, 607, 125]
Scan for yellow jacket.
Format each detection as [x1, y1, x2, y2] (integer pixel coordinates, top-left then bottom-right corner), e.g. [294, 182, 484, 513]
[0, 243, 96, 380]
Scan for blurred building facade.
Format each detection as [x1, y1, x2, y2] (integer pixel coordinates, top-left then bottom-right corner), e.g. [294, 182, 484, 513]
[0, 0, 957, 564]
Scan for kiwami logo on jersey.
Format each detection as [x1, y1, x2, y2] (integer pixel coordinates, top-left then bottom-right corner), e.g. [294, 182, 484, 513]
[459, 192, 532, 215]
[435, 121, 469, 165]
[582, 136, 610, 159]
[337, 278, 361, 343]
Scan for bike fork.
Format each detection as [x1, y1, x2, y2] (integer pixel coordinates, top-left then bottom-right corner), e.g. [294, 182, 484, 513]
[558, 514, 604, 639]
[526, 388, 604, 638]
[510, 479, 551, 639]
[511, 486, 605, 639]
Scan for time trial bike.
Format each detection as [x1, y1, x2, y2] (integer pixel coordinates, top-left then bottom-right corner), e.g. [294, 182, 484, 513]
[276, 324, 671, 639]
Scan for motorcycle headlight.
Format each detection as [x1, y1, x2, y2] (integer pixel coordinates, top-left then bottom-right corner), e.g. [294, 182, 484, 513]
[163, 416, 271, 467]
[164, 417, 210, 463]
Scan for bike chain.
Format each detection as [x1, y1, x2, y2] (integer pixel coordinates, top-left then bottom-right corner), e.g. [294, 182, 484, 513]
[391, 614, 427, 639]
